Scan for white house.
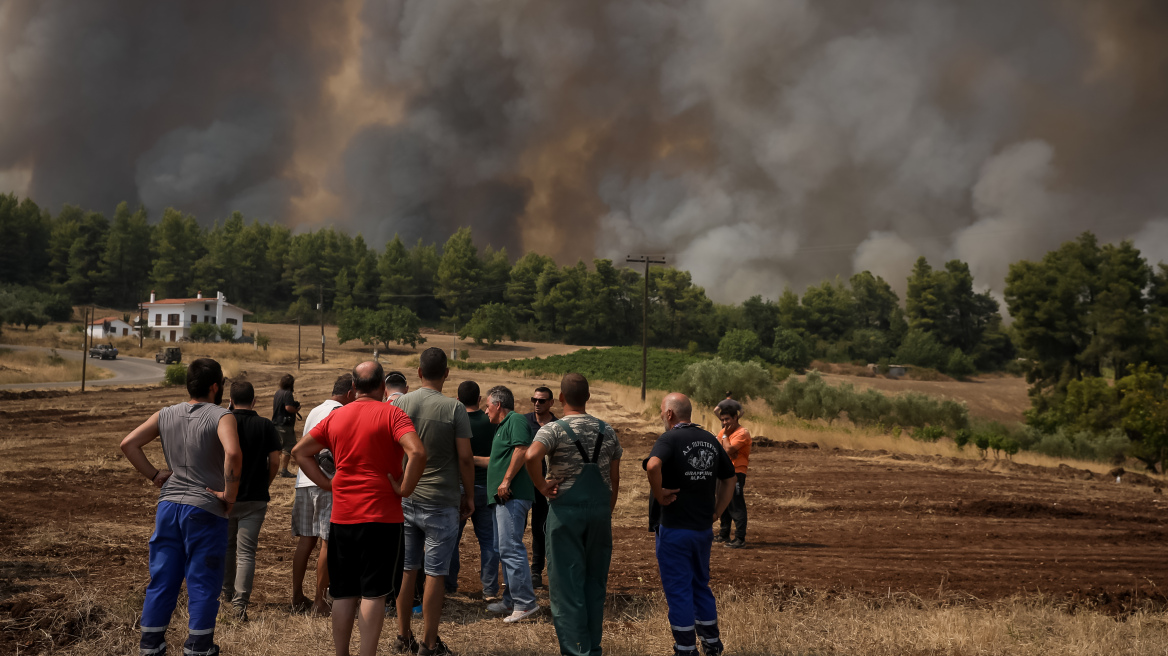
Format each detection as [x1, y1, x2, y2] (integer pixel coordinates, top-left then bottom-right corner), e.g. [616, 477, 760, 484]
[139, 290, 252, 343]
[87, 316, 137, 340]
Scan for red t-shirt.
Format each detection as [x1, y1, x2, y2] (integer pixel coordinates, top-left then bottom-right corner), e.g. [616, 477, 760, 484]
[309, 398, 416, 524]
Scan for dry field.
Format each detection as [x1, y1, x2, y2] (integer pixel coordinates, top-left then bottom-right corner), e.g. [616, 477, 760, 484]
[0, 348, 113, 385]
[1, 362, 1166, 654]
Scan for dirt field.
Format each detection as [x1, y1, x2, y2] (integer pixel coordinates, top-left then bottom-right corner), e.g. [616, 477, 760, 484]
[1, 362, 1164, 654]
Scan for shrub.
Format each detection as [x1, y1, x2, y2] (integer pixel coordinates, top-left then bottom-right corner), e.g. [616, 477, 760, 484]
[674, 357, 774, 407]
[189, 322, 218, 342]
[773, 329, 812, 371]
[945, 349, 976, 378]
[894, 329, 948, 370]
[459, 303, 519, 347]
[912, 425, 946, 442]
[255, 334, 270, 351]
[718, 329, 762, 363]
[217, 323, 236, 343]
[974, 434, 990, 458]
[954, 428, 972, 449]
[164, 364, 186, 386]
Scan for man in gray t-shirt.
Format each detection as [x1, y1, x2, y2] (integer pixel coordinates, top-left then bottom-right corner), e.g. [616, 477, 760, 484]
[120, 358, 241, 656]
[392, 348, 474, 654]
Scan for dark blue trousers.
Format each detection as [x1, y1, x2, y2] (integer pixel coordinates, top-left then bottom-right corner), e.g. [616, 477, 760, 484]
[140, 501, 228, 656]
[655, 526, 723, 655]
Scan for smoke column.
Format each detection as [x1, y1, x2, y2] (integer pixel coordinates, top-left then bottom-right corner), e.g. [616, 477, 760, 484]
[2, 0, 1167, 301]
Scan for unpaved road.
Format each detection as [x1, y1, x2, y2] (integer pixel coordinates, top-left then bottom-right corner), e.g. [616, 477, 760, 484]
[0, 344, 166, 390]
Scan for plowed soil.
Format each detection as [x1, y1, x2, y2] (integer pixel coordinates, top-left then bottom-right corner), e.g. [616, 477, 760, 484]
[1, 362, 1165, 651]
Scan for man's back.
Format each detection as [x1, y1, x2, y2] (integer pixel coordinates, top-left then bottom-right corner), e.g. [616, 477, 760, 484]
[309, 398, 415, 523]
[649, 424, 734, 530]
[535, 414, 622, 495]
[232, 410, 281, 502]
[158, 401, 232, 518]
[393, 388, 471, 507]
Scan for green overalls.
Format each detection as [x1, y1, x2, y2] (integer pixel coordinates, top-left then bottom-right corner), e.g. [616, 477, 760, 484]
[546, 419, 614, 656]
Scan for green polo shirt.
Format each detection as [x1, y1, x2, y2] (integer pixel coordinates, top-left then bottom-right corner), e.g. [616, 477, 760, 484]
[486, 410, 535, 503]
[467, 409, 497, 486]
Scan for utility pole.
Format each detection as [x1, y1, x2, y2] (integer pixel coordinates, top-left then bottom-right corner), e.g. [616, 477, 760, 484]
[138, 303, 145, 349]
[319, 284, 325, 365]
[626, 255, 666, 401]
[297, 315, 301, 370]
[81, 307, 89, 392]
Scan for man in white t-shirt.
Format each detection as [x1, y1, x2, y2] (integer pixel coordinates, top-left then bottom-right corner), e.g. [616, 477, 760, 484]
[291, 374, 355, 616]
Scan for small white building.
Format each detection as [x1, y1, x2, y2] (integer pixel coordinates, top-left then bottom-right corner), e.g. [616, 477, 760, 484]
[87, 316, 137, 340]
[140, 290, 252, 343]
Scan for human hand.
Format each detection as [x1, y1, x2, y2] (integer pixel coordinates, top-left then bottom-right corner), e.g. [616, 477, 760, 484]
[654, 487, 680, 506]
[387, 472, 402, 496]
[206, 487, 236, 515]
[460, 491, 474, 521]
[153, 469, 172, 489]
[497, 480, 512, 503]
[540, 477, 563, 500]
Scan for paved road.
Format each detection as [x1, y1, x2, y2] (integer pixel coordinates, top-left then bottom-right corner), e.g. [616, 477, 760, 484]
[0, 344, 167, 390]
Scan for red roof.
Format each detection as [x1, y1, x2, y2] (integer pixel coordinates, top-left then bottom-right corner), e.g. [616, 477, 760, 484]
[144, 298, 207, 305]
[90, 316, 123, 325]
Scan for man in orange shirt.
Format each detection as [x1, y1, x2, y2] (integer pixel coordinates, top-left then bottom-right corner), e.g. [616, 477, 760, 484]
[714, 399, 751, 549]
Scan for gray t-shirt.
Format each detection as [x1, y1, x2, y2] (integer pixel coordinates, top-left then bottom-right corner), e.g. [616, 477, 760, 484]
[534, 414, 623, 495]
[393, 388, 471, 507]
[157, 401, 232, 518]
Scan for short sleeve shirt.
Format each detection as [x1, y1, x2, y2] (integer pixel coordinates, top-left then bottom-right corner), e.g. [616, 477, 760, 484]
[393, 388, 472, 508]
[466, 409, 497, 487]
[648, 424, 736, 531]
[157, 402, 232, 518]
[232, 409, 282, 502]
[487, 411, 535, 502]
[272, 389, 297, 427]
[534, 414, 623, 495]
[309, 398, 416, 524]
[716, 426, 751, 474]
[296, 400, 343, 488]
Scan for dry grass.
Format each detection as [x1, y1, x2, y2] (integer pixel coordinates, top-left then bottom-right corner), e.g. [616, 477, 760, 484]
[0, 348, 113, 384]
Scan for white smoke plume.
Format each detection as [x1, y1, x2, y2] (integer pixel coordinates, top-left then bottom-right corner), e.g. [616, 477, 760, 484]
[2, 0, 1167, 301]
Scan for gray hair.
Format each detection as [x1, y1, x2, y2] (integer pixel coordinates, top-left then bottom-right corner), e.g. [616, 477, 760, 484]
[486, 385, 515, 411]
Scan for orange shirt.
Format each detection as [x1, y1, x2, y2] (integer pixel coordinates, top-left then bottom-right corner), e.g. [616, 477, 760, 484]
[717, 425, 751, 474]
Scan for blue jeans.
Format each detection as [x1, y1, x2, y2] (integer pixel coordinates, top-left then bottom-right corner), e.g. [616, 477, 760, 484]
[447, 485, 499, 595]
[493, 498, 537, 612]
[402, 498, 460, 577]
[140, 501, 229, 656]
[656, 526, 722, 654]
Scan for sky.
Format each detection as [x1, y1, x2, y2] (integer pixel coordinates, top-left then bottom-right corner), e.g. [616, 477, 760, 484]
[2, 0, 1167, 302]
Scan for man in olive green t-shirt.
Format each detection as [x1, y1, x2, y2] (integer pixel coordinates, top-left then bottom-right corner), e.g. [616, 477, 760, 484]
[484, 385, 539, 623]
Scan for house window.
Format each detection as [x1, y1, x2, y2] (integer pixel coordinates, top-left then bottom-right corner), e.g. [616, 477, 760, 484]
[167, 314, 180, 326]
[122, 328, 128, 336]
[154, 330, 161, 339]
[155, 314, 162, 326]
[225, 318, 237, 326]
[205, 304, 210, 311]
[210, 316, 216, 324]
[191, 315, 198, 323]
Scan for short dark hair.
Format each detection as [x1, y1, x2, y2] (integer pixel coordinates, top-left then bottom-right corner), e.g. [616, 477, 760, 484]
[331, 374, 354, 397]
[533, 386, 553, 399]
[560, 372, 589, 407]
[278, 374, 295, 391]
[419, 347, 448, 381]
[385, 370, 407, 391]
[229, 380, 254, 405]
[486, 385, 515, 411]
[353, 361, 385, 395]
[457, 380, 480, 406]
[187, 358, 224, 399]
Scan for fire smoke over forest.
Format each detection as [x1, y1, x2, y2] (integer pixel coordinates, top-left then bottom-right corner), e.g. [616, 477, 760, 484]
[1, 0, 1168, 302]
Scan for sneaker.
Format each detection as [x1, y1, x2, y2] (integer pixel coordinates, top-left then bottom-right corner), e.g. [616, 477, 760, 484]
[412, 604, 423, 616]
[712, 534, 728, 543]
[418, 637, 453, 655]
[486, 601, 510, 614]
[726, 538, 745, 549]
[279, 470, 295, 478]
[503, 606, 540, 623]
[395, 633, 419, 654]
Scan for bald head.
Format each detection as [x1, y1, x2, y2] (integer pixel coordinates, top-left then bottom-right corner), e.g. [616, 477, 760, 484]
[660, 392, 693, 429]
[353, 360, 386, 397]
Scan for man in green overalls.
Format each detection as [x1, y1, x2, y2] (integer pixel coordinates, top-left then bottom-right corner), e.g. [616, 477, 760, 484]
[525, 373, 623, 656]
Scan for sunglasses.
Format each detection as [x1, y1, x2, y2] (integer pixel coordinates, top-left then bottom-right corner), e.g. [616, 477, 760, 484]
[531, 397, 551, 404]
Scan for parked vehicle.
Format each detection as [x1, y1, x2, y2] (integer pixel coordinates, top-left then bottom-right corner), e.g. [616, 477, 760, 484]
[155, 347, 182, 364]
[89, 344, 118, 360]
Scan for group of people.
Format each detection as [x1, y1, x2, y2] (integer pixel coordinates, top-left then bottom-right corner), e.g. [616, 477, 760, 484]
[119, 347, 753, 656]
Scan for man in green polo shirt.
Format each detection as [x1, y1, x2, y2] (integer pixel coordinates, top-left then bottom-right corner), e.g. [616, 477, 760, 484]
[484, 385, 540, 623]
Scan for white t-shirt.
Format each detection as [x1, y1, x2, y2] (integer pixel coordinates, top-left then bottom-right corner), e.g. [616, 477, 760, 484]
[296, 399, 343, 488]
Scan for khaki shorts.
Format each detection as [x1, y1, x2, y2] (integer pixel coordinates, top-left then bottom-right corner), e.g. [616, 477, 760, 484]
[276, 425, 297, 454]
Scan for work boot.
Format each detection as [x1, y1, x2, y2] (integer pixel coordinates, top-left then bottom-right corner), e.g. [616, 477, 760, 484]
[418, 636, 453, 655]
[395, 633, 419, 654]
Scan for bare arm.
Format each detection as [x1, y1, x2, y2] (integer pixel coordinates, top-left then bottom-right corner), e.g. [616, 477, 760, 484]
[456, 437, 475, 520]
[524, 440, 557, 499]
[713, 476, 736, 521]
[608, 458, 621, 511]
[646, 456, 679, 506]
[496, 445, 528, 502]
[397, 432, 427, 498]
[206, 413, 242, 514]
[120, 412, 170, 488]
[267, 450, 281, 485]
[292, 435, 330, 490]
[724, 443, 740, 459]
[473, 455, 491, 469]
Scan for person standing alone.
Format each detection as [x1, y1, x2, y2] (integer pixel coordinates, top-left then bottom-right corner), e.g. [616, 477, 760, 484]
[120, 358, 241, 656]
[713, 398, 751, 548]
[523, 386, 555, 588]
[273, 374, 301, 478]
[222, 380, 282, 621]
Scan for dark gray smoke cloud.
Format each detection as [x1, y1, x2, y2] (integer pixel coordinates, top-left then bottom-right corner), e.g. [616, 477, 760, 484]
[3, 0, 1168, 302]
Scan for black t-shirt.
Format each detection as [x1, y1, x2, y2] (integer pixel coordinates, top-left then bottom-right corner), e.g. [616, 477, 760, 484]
[272, 389, 296, 427]
[647, 424, 736, 531]
[233, 409, 283, 502]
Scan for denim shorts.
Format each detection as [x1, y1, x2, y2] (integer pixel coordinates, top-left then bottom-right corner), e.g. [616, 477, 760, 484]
[402, 498, 460, 576]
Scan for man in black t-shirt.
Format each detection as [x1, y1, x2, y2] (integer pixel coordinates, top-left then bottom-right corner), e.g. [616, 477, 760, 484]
[224, 380, 283, 620]
[645, 393, 736, 656]
[272, 374, 301, 478]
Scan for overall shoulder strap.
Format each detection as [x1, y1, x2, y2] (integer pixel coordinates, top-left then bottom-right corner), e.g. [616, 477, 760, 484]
[556, 419, 591, 463]
[591, 420, 608, 463]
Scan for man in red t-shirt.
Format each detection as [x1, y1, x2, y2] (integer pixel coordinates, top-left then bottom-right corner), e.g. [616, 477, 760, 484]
[294, 361, 426, 656]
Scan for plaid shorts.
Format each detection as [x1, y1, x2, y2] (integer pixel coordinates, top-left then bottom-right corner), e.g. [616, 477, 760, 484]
[292, 486, 332, 539]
